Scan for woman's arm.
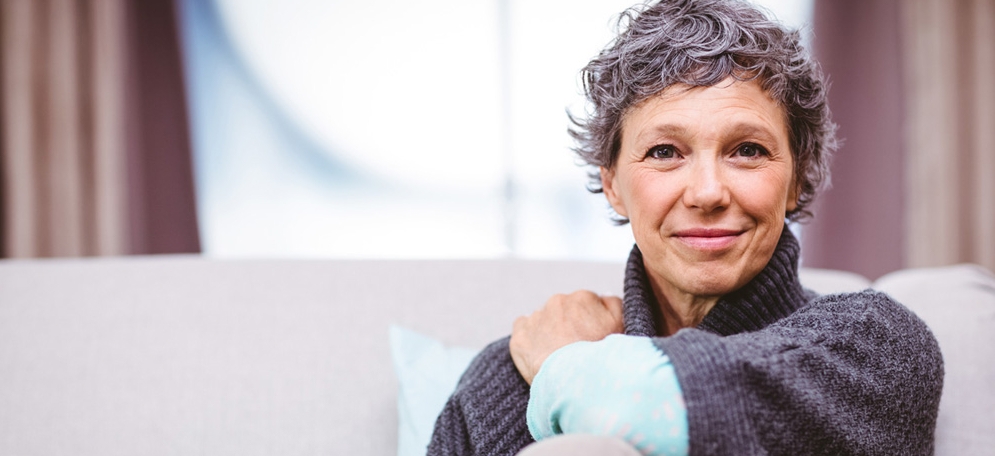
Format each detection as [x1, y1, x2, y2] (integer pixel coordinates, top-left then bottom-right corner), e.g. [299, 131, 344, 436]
[654, 291, 943, 455]
[515, 291, 943, 456]
[427, 291, 624, 456]
[428, 337, 534, 456]
[510, 291, 689, 455]
[527, 335, 688, 456]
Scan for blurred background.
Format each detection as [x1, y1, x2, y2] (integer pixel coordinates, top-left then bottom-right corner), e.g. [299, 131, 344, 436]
[0, 0, 992, 279]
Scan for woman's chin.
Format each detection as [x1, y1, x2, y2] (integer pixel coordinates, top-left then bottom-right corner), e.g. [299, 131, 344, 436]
[677, 276, 741, 298]
[663, 259, 762, 299]
[654, 232, 775, 298]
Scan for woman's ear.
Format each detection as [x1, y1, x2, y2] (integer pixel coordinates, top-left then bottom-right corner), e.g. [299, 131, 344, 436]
[786, 179, 800, 212]
[600, 166, 628, 218]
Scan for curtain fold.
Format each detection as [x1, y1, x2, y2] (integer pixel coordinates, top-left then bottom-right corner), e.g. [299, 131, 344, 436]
[807, 0, 995, 276]
[902, 0, 995, 271]
[124, 0, 200, 255]
[0, 0, 199, 258]
[805, 0, 905, 279]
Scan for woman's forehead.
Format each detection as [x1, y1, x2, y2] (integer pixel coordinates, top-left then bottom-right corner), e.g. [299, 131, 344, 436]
[621, 79, 789, 143]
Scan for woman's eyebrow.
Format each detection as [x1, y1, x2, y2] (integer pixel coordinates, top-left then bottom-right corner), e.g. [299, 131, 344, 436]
[635, 124, 691, 142]
[636, 122, 780, 144]
[725, 123, 780, 144]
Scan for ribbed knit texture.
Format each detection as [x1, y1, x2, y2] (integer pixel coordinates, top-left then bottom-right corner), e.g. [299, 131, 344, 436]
[427, 228, 943, 455]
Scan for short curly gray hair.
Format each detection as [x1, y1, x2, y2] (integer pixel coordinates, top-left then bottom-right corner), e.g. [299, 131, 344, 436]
[571, 0, 836, 222]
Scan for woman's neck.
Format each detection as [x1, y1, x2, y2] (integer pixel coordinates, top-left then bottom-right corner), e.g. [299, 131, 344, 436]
[647, 274, 721, 336]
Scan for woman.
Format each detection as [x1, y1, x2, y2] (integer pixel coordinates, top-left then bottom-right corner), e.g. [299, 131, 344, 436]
[429, 0, 943, 455]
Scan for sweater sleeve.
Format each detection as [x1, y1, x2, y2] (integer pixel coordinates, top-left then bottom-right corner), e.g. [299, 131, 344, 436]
[427, 337, 535, 456]
[527, 334, 689, 456]
[655, 290, 944, 456]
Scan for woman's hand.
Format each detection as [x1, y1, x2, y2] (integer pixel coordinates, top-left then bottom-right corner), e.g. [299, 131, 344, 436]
[510, 290, 624, 384]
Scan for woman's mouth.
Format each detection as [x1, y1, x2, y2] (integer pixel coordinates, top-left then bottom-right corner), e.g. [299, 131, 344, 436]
[672, 228, 744, 251]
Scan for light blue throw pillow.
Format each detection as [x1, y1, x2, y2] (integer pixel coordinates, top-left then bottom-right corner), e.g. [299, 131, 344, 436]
[389, 325, 479, 456]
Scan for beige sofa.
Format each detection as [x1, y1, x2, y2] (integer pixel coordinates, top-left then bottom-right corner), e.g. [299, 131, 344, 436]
[0, 256, 992, 455]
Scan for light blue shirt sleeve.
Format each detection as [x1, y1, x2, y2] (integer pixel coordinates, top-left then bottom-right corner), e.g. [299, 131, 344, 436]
[526, 334, 689, 456]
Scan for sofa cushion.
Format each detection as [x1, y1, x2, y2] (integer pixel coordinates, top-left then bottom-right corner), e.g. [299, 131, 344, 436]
[389, 325, 477, 456]
[871, 264, 995, 455]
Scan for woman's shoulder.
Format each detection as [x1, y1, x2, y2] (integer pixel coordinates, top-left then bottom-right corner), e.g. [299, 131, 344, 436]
[800, 288, 935, 335]
[783, 289, 944, 372]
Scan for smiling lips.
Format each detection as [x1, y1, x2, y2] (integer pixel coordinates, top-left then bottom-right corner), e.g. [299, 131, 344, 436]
[672, 228, 744, 251]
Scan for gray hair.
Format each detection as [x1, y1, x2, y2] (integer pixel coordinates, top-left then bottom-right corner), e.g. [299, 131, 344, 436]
[571, 0, 836, 222]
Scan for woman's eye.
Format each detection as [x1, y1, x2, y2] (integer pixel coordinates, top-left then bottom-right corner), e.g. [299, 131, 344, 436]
[647, 145, 678, 159]
[736, 143, 768, 158]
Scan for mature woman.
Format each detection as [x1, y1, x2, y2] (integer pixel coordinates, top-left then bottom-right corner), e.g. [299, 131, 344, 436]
[428, 0, 943, 455]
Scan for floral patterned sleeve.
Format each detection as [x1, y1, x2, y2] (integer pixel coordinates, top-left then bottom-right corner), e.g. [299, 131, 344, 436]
[527, 334, 689, 456]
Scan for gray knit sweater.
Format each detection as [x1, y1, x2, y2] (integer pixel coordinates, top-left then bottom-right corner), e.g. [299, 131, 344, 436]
[427, 229, 944, 455]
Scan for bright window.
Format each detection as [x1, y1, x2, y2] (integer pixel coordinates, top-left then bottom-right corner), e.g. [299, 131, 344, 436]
[178, 0, 813, 260]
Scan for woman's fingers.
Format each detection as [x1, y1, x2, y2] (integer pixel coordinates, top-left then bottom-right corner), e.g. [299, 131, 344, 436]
[510, 290, 625, 384]
[601, 295, 625, 329]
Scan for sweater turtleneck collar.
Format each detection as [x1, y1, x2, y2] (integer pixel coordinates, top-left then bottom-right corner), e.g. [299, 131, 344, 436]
[621, 225, 810, 337]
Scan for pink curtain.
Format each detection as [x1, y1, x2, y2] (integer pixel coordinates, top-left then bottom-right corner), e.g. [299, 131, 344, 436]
[0, 0, 199, 258]
[806, 0, 995, 277]
[901, 0, 995, 271]
[805, 0, 906, 279]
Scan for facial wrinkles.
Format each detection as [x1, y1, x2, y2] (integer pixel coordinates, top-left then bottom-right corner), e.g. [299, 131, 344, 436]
[609, 80, 796, 330]
[685, 109, 775, 151]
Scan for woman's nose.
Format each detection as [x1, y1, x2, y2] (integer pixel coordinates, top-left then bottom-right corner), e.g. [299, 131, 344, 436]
[682, 159, 730, 213]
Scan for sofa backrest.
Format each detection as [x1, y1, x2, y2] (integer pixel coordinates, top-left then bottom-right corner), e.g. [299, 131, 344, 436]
[0, 257, 624, 456]
[0, 257, 991, 455]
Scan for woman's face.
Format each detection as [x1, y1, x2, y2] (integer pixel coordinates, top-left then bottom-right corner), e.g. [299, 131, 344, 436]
[602, 78, 797, 301]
